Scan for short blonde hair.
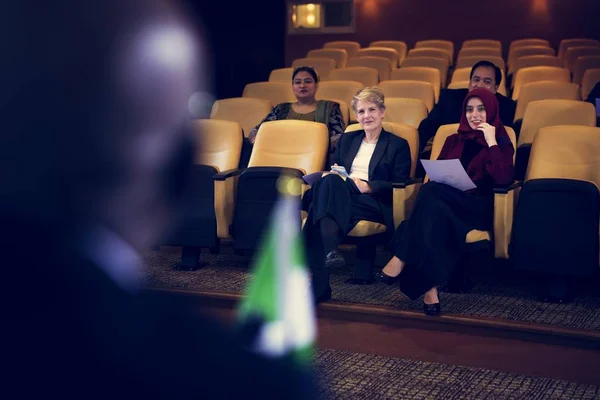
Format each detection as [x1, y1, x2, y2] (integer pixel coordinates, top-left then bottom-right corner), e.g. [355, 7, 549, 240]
[351, 86, 385, 113]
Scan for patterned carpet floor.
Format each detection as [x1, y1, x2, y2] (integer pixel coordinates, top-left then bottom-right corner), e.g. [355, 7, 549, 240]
[314, 348, 600, 399]
[142, 246, 600, 332]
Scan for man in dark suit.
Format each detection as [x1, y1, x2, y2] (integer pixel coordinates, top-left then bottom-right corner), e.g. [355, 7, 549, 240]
[1, 1, 314, 399]
[418, 60, 517, 153]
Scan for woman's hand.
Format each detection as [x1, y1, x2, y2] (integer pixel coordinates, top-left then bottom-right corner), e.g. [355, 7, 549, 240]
[353, 178, 371, 193]
[477, 123, 497, 147]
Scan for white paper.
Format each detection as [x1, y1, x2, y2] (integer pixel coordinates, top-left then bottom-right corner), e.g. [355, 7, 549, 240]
[420, 159, 477, 191]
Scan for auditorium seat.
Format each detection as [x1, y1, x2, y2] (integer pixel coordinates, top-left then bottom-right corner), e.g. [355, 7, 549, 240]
[415, 40, 454, 63]
[458, 47, 502, 59]
[401, 57, 449, 87]
[581, 68, 600, 100]
[508, 46, 556, 74]
[566, 46, 600, 73]
[347, 56, 393, 81]
[509, 38, 550, 52]
[268, 68, 293, 82]
[514, 81, 581, 122]
[407, 48, 452, 65]
[462, 39, 502, 50]
[292, 57, 336, 80]
[242, 81, 295, 106]
[515, 99, 596, 180]
[165, 119, 243, 270]
[378, 80, 435, 112]
[384, 98, 429, 128]
[511, 66, 571, 100]
[328, 67, 379, 87]
[510, 55, 563, 77]
[324, 41, 360, 58]
[558, 38, 600, 62]
[354, 48, 399, 68]
[572, 55, 600, 85]
[454, 56, 506, 73]
[369, 41, 408, 64]
[317, 80, 364, 122]
[389, 67, 441, 102]
[210, 97, 272, 138]
[307, 48, 348, 68]
[447, 79, 507, 97]
[510, 125, 600, 301]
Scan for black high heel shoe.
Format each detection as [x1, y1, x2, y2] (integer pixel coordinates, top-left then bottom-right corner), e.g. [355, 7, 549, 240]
[423, 302, 441, 316]
[374, 270, 399, 285]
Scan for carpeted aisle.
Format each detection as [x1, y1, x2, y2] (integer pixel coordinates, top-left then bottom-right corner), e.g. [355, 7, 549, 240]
[142, 246, 600, 331]
[314, 348, 600, 399]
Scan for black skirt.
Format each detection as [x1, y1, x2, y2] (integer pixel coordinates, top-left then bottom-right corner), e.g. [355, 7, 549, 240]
[391, 181, 493, 300]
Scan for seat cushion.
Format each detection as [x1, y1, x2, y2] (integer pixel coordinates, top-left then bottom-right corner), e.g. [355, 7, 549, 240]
[347, 220, 387, 237]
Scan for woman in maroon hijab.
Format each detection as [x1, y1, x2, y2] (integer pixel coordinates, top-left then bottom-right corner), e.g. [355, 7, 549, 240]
[375, 88, 514, 316]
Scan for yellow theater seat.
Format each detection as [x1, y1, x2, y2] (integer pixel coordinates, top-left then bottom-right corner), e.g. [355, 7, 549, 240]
[572, 56, 600, 85]
[384, 98, 429, 129]
[210, 97, 272, 138]
[415, 40, 454, 63]
[370, 41, 408, 64]
[514, 81, 581, 122]
[401, 57, 449, 87]
[242, 82, 295, 106]
[582, 68, 600, 99]
[389, 67, 441, 102]
[378, 80, 435, 112]
[328, 67, 379, 87]
[291, 57, 336, 80]
[307, 48, 348, 68]
[512, 67, 571, 100]
[510, 55, 563, 78]
[324, 41, 360, 58]
[354, 47, 399, 68]
[268, 68, 294, 82]
[347, 56, 393, 81]
[317, 80, 364, 122]
[407, 48, 452, 65]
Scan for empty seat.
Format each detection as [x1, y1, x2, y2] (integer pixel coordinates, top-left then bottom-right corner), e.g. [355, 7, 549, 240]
[447, 78, 507, 97]
[291, 57, 336, 80]
[324, 41, 360, 57]
[370, 41, 408, 64]
[307, 48, 348, 68]
[210, 97, 273, 137]
[354, 47, 399, 68]
[454, 55, 506, 72]
[401, 57, 449, 87]
[347, 56, 393, 81]
[242, 81, 295, 106]
[328, 67, 379, 87]
[268, 68, 294, 82]
[510, 55, 564, 78]
[389, 67, 441, 102]
[317, 80, 364, 122]
[508, 46, 556, 74]
[558, 38, 600, 61]
[566, 46, 600, 73]
[512, 66, 571, 100]
[582, 68, 600, 100]
[407, 48, 452, 65]
[384, 98, 429, 129]
[509, 38, 550, 52]
[415, 40, 454, 62]
[378, 80, 435, 112]
[573, 56, 600, 85]
[514, 81, 581, 122]
[462, 39, 502, 50]
[458, 47, 502, 59]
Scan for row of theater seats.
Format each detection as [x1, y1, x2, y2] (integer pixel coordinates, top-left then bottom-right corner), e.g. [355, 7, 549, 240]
[173, 118, 600, 296]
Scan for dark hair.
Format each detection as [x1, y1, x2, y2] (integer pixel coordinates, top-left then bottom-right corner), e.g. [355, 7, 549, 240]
[469, 61, 502, 86]
[292, 66, 319, 83]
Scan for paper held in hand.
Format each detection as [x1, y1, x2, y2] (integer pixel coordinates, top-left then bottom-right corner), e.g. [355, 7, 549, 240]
[420, 159, 477, 191]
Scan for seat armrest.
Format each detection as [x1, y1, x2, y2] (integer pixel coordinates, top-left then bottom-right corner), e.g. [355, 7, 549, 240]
[214, 168, 243, 181]
[493, 181, 522, 259]
[392, 179, 423, 228]
[392, 178, 423, 189]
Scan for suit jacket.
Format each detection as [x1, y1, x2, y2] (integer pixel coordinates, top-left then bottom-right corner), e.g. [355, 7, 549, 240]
[418, 88, 517, 151]
[2, 218, 314, 399]
[332, 129, 411, 230]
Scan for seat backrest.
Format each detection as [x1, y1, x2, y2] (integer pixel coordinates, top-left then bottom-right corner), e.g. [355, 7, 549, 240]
[401, 57, 449, 87]
[454, 55, 506, 72]
[328, 67, 379, 87]
[510, 55, 563, 78]
[249, 120, 329, 174]
[559, 39, 600, 61]
[458, 47, 502, 59]
[512, 66, 571, 100]
[194, 119, 243, 172]
[509, 38, 550, 52]
[582, 68, 600, 99]
[370, 41, 407, 64]
[430, 123, 517, 163]
[526, 125, 600, 188]
[573, 56, 600, 85]
[307, 48, 348, 68]
[384, 98, 429, 129]
[315, 97, 350, 125]
[508, 46, 556, 72]
[268, 68, 294, 82]
[242, 82, 295, 106]
[514, 81, 581, 121]
[291, 57, 336, 80]
[519, 99, 597, 146]
[317, 80, 364, 121]
[210, 97, 273, 138]
[566, 46, 600, 73]
[407, 48, 452, 64]
[389, 67, 441, 102]
[378, 80, 435, 112]
[447, 80, 469, 90]
[462, 39, 502, 50]
[415, 40, 454, 60]
[324, 41, 360, 58]
[355, 47, 399, 68]
[347, 56, 393, 81]
[344, 122, 419, 178]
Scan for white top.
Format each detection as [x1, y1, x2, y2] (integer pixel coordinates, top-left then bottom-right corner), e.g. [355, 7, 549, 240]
[350, 140, 377, 181]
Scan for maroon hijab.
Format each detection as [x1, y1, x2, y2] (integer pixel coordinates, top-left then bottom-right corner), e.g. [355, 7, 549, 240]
[438, 88, 511, 183]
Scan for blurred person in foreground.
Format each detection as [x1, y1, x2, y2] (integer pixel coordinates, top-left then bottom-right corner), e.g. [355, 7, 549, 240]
[0, 1, 314, 398]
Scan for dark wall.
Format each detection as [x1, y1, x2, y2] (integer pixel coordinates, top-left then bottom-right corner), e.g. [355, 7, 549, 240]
[285, 0, 600, 65]
[180, 0, 287, 100]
